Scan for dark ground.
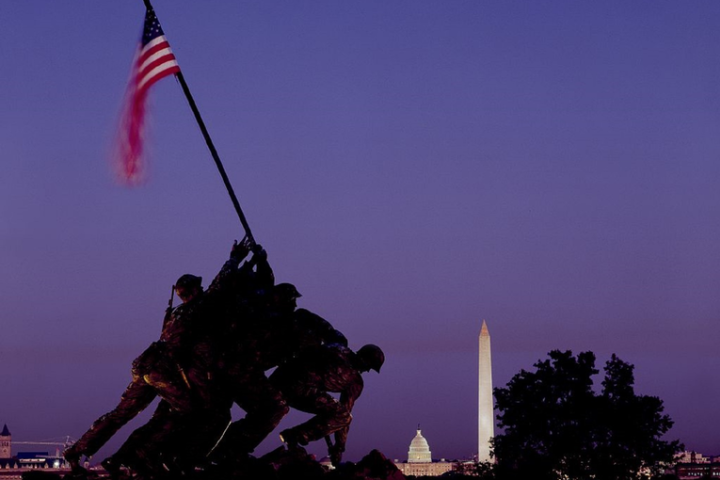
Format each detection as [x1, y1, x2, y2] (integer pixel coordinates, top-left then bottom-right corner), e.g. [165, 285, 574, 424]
[22, 448, 475, 480]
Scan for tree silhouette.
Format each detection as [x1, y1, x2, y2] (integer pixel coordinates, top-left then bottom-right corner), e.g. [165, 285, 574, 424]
[493, 350, 682, 480]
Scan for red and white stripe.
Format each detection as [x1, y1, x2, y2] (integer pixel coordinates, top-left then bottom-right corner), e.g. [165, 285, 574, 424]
[136, 36, 179, 93]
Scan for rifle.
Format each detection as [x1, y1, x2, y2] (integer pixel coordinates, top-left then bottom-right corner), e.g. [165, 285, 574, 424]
[162, 285, 175, 331]
[168, 285, 175, 309]
[326, 435, 344, 466]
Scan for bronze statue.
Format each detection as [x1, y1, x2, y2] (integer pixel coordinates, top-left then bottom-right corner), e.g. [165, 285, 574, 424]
[64, 240, 249, 477]
[272, 344, 384, 466]
[211, 272, 347, 465]
[64, 238, 383, 478]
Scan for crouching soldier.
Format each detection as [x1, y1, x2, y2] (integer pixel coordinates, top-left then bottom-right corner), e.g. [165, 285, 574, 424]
[270, 344, 384, 466]
[211, 281, 348, 465]
[64, 240, 248, 477]
[62, 343, 161, 472]
[102, 240, 249, 477]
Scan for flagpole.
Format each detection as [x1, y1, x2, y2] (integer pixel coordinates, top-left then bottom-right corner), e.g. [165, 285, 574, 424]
[142, 0, 256, 245]
[174, 71, 256, 245]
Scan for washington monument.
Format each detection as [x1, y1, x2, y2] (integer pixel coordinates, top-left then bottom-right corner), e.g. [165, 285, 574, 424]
[478, 320, 494, 462]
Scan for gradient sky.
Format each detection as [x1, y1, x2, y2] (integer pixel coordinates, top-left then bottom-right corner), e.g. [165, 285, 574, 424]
[2, 0, 720, 463]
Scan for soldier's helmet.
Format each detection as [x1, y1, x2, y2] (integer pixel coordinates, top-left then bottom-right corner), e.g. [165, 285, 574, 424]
[175, 274, 202, 290]
[357, 344, 385, 373]
[273, 283, 302, 299]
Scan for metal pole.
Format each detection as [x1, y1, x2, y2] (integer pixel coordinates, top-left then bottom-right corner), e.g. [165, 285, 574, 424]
[141, 0, 255, 244]
[173, 71, 256, 245]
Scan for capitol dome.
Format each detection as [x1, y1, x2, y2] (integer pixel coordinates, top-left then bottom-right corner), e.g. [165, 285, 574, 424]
[407, 429, 432, 463]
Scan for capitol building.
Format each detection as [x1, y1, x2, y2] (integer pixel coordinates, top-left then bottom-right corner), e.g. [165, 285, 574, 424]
[393, 429, 454, 477]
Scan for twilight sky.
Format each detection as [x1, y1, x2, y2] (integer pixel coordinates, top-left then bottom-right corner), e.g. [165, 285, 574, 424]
[2, 0, 720, 462]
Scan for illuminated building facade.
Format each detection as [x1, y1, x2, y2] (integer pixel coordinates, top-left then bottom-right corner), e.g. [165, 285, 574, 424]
[394, 429, 454, 477]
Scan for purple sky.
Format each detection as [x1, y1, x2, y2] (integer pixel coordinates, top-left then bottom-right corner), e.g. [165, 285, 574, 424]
[2, 0, 720, 463]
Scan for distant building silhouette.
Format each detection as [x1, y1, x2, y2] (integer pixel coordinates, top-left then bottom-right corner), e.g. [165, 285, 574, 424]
[676, 450, 711, 464]
[672, 450, 720, 479]
[675, 462, 720, 479]
[0, 424, 67, 472]
[408, 429, 432, 463]
[394, 429, 453, 477]
[0, 425, 10, 459]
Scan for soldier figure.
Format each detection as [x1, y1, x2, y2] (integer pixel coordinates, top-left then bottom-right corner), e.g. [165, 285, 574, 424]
[64, 240, 249, 477]
[270, 283, 349, 364]
[271, 344, 384, 466]
[211, 276, 347, 464]
[205, 245, 286, 465]
[65, 238, 380, 476]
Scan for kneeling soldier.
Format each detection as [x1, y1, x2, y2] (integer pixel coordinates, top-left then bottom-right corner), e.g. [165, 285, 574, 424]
[271, 344, 384, 466]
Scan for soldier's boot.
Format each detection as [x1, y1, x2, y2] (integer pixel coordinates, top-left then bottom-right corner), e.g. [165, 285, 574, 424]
[328, 444, 344, 467]
[61, 457, 97, 480]
[100, 456, 125, 480]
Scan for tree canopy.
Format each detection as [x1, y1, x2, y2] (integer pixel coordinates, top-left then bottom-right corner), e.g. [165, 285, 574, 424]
[492, 350, 682, 480]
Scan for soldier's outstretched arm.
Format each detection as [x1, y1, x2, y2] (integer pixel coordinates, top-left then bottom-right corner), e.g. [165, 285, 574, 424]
[339, 375, 363, 415]
[326, 377, 362, 465]
[65, 375, 157, 461]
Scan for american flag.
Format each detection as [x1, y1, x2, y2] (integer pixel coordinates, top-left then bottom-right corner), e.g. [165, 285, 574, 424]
[115, 8, 180, 185]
